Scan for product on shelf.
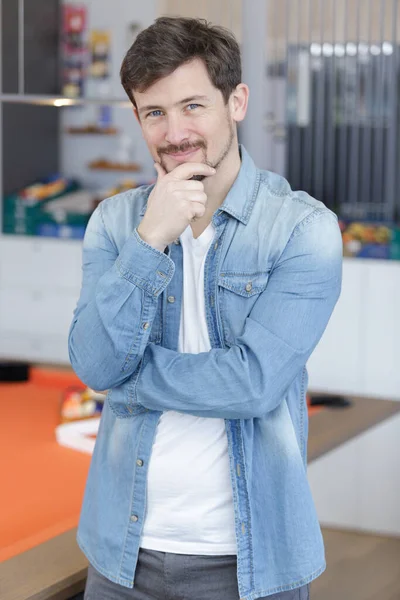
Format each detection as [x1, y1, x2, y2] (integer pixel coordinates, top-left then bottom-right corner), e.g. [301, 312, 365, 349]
[60, 386, 105, 423]
[3, 174, 156, 238]
[66, 125, 118, 135]
[339, 220, 400, 260]
[88, 158, 141, 171]
[61, 4, 88, 98]
[3, 175, 93, 239]
[18, 175, 77, 204]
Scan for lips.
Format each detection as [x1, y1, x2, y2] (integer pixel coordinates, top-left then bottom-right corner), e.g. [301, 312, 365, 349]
[164, 147, 201, 160]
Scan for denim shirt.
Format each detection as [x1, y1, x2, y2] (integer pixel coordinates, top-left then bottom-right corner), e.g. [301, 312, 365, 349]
[69, 146, 342, 599]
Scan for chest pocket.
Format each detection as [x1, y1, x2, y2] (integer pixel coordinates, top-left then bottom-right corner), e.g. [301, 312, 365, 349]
[217, 271, 270, 346]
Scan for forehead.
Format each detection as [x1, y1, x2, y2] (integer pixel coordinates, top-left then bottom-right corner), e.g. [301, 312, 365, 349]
[134, 59, 220, 110]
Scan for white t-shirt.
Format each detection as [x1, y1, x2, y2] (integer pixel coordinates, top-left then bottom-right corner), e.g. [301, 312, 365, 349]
[140, 222, 237, 556]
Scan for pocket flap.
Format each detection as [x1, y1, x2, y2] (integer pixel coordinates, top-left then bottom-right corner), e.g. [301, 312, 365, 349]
[218, 271, 270, 297]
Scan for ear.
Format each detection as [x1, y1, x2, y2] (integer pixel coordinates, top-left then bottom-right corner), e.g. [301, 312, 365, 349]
[230, 83, 249, 123]
[133, 106, 141, 125]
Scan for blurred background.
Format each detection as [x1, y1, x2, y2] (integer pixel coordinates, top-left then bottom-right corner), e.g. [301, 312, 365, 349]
[0, 2, 399, 600]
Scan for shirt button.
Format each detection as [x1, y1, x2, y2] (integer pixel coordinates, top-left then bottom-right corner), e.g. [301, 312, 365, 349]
[214, 241, 218, 250]
[130, 515, 139, 522]
[245, 282, 252, 292]
[143, 322, 150, 330]
[167, 295, 175, 303]
[136, 459, 144, 467]
[174, 239, 180, 245]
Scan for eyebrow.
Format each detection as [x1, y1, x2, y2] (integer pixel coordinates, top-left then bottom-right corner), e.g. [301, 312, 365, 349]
[138, 95, 210, 116]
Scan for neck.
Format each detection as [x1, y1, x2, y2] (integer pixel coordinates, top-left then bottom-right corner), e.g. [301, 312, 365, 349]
[190, 141, 241, 238]
[203, 143, 241, 219]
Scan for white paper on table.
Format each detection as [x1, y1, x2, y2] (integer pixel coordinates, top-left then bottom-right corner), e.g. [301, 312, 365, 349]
[55, 417, 100, 455]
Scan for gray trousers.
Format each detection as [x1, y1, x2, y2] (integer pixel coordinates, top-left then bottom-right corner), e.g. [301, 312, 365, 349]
[84, 548, 310, 600]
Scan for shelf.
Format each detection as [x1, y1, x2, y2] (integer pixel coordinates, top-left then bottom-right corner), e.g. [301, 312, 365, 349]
[88, 160, 141, 172]
[66, 126, 118, 135]
[0, 94, 131, 108]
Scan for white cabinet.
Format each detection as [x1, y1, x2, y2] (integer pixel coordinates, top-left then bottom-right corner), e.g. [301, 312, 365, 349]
[0, 331, 72, 364]
[0, 236, 82, 364]
[0, 289, 78, 336]
[307, 259, 368, 396]
[308, 434, 362, 530]
[308, 258, 400, 400]
[356, 413, 400, 535]
[362, 261, 400, 399]
[0, 236, 82, 289]
[308, 413, 400, 536]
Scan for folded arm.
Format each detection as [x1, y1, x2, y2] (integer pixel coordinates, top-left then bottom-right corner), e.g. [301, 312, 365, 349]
[129, 210, 342, 419]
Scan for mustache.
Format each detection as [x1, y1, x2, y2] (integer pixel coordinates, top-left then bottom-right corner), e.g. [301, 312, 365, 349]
[158, 141, 206, 155]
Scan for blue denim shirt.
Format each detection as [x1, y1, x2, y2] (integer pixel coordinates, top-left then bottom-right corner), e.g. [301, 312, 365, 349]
[69, 146, 342, 599]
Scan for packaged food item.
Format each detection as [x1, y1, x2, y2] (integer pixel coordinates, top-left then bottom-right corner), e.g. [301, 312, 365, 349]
[339, 220, 400, 260]
[60, 386, 105, 423]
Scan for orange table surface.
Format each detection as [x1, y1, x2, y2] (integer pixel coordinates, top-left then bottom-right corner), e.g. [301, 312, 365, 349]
[0, 368, 90, 562]
[0, 367, 321, 563]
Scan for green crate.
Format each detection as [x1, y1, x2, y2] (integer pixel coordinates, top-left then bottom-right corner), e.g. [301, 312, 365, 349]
[3, 193, 91, 238]
[390, 228, 400, 260]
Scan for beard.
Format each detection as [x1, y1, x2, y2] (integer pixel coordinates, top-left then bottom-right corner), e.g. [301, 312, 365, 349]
[157, 113, 235, 181]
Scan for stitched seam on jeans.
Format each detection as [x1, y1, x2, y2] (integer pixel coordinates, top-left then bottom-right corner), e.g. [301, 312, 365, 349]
[183, 554, 191, 599]
[163, 551, 171, 600]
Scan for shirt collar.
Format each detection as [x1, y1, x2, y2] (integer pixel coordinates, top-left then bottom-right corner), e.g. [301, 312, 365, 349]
[139, 144, 260, 224]
[217, 144, 260, 225]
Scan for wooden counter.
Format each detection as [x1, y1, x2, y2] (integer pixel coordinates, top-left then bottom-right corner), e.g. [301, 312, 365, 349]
[308, 395, 400, 461]
[1, 395, 400, 600]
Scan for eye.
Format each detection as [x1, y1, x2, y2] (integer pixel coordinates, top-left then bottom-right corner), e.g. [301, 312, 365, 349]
[147, 110, 163, 118]
[186, 103, 200, 111]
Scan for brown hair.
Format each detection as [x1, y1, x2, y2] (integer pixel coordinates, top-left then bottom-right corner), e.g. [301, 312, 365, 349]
[120, 16, 241, 108]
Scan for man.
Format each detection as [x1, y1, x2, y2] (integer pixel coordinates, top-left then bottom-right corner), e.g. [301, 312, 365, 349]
[69, 16, 342, 600]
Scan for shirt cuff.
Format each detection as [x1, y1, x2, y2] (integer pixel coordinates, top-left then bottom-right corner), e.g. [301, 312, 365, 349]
[115, 228, 175, 297]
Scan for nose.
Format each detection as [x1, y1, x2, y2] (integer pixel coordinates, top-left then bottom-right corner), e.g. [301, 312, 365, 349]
[164, 114, 189, 146]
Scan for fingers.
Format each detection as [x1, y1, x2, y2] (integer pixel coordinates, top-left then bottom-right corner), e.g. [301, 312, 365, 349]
[182, 180, 205, 191]
[176, 190, 207, 204]
[188, 192, 207, 204]
[189, 201, 207, 220]
[168, 162, 216, 181]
